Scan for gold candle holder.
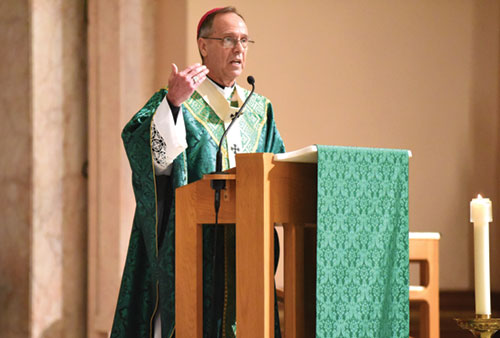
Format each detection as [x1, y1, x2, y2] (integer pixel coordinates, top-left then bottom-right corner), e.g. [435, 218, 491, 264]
[455, 315, 500, 338]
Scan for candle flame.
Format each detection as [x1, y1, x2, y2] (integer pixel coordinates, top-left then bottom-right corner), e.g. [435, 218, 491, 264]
[478, 194, 483, 199]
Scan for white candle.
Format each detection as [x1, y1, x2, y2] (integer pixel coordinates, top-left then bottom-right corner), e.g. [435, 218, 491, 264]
[470, 194, 493, 316]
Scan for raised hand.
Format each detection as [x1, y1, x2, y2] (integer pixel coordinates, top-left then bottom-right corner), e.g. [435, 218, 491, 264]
[166, 63, 209, 106]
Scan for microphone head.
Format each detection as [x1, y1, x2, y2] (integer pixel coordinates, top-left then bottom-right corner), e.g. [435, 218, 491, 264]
[247, 75, 255, 85]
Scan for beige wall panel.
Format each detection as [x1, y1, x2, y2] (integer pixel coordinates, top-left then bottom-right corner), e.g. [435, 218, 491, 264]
[88, 0, 157, 336]
[179, 0, 500, 290]
[155, 0, 188, 89]
[88, 0, 124, 335]
[90, 2, 116, 335]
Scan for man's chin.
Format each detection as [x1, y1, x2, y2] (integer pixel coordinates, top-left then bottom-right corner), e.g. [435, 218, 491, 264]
[227, 69, 243, 80]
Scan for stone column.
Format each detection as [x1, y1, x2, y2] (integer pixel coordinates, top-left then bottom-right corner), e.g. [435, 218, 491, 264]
[31, 0, 88, 337]
[0, 0, 87, 337]
[87, 0, 157, 336]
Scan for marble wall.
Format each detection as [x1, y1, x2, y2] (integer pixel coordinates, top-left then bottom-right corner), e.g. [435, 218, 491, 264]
[0, 1, 31, 336]
[0, 0, 87, 337]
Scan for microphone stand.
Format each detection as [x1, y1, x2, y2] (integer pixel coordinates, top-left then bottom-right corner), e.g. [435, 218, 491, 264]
[209, 76, 255, 336]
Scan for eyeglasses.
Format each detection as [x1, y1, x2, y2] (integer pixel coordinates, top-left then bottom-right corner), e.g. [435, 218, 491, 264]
[202, 36, 255, 49]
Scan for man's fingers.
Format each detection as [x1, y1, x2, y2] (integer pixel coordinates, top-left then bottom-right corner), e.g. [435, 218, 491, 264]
[189, 65, 206, 79]
[195, 67, 210, 81]
[179, 63, 201, 76]
[168, 63, 178, 82]
[189, 65, 209, 78]
[167, 63, 209, 105]
[173, 64, 208, 87]
[192, 68, 210, 86]
[171, 63, 178, 74]
[185, 66, 209, 85]
[193, 73, 208, 86]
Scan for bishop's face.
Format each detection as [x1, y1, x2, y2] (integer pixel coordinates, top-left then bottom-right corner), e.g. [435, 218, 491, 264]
[198, 13, 248, 87]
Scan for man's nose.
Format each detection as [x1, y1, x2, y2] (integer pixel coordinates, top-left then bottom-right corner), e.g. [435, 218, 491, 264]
[233, 40, 245, 52]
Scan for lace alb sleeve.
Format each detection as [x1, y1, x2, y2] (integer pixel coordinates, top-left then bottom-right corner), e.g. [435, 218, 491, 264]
[151, 96, 188, 175]
[151, 121, 172, 174]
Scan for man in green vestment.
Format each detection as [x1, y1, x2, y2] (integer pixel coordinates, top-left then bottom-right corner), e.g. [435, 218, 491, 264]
[111, 7, 285, 338]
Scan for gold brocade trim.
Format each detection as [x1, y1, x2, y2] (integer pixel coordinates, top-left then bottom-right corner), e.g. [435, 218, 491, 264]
[149, 114, 160, 338]
[183, 102, 220, 144]
[183, 102, 230, 166]
[182, 151, 187, 175]
[168, 327, 175, 338]
[221, 138, 230, 171]
[149, 117, 159, 258]
[222, 226, 229, 338]
[149, 281, 160, 338]
[196, 79, 239, 122]
[249, 99, 269, 153]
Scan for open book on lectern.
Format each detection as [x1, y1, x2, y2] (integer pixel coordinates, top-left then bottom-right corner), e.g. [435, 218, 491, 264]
[273, 144, 413, 163]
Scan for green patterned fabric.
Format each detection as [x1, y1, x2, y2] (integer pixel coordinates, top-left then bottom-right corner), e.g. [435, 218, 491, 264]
[111, 86, 285, 338]
[316, 145, 409, 338]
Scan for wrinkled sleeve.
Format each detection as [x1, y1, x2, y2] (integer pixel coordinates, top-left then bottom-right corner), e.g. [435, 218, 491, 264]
[121, 90, 165, 149]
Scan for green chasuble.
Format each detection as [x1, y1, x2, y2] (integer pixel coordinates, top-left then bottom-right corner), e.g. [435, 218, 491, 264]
[110, 86, 285, 338]
[316, 145, 409, 337]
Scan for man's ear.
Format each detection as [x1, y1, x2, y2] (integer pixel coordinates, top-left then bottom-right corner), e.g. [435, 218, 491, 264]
[198, 38, 208, 58]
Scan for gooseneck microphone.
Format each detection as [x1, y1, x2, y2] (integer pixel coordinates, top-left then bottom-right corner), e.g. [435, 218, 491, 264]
[209, 76, 255, 337]
[211, 75, 256, 218]
[214, 75, 255, 173]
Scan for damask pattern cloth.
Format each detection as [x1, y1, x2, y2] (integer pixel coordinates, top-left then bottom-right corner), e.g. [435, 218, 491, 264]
[316, 145, 409, 338]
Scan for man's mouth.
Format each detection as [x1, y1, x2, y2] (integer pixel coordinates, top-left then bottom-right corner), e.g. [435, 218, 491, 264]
[230, 60, 242, 65]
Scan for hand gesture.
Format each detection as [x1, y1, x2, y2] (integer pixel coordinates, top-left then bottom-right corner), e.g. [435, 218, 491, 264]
[166, 63, 209, 107]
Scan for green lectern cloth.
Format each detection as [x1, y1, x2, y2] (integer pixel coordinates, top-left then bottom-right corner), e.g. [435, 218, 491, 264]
[316, 145, 409, 337]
